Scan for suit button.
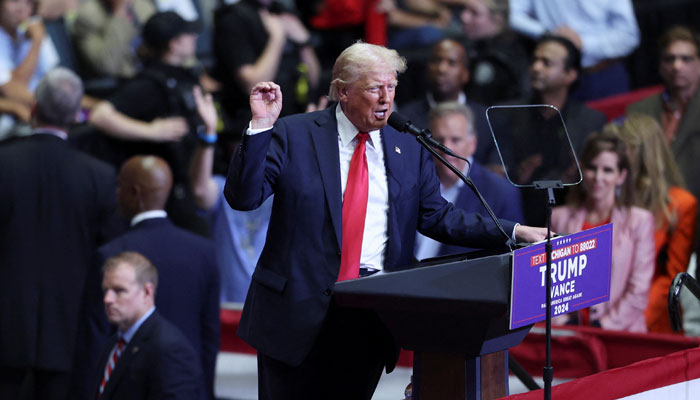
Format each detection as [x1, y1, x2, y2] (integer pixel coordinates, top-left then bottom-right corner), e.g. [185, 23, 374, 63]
[322, 289, 331, 296]
[336, 251, 341, 257]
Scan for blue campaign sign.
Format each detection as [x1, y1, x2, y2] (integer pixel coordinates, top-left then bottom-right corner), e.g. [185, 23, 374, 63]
[509, 224, 613, 330]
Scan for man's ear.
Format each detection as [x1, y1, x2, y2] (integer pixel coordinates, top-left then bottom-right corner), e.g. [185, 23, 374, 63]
[131, 184, 142, 198]
[337, 84, 349, 102]
[143, 282, 155, 298]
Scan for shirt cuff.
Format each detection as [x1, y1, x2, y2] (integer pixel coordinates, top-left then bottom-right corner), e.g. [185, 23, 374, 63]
[512, 223, 519, 243]
[246, 121, 273, 135]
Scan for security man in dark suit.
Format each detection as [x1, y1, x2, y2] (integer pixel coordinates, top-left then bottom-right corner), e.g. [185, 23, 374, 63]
[94, 251, 203, 399]
[80, 155, 219, 399]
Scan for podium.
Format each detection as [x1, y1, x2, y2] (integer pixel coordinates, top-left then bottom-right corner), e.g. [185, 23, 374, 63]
[334, 252, 531, 400]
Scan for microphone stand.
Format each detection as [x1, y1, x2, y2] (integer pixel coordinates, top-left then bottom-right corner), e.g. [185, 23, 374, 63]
[532, 180, 562, 400]
[413, 131, 515, 252]
[416, 126, 560, 399]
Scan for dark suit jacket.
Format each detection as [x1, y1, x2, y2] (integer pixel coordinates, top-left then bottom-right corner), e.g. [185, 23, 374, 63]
[0, 133, 121, 371]
[224, 106, 517, 368]
[84, 217, 219, 399]
[92, 311, 203, 400]
[438, 161, 525, 256]
[399, 95, 500, 165]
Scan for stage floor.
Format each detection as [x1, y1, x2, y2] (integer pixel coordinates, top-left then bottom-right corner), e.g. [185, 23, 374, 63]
[214, 352, 567, 399]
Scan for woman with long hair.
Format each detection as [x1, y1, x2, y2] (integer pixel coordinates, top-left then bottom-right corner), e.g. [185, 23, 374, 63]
[606, 113, 697, 334]
[552, 131, 655, 332]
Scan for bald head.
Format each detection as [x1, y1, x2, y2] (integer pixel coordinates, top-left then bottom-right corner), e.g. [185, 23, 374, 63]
[117, 156, 173, 218]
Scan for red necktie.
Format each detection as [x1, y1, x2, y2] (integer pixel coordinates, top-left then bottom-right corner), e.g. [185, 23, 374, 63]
[99, 337, 126, 397]
[338, 132, 370, 281]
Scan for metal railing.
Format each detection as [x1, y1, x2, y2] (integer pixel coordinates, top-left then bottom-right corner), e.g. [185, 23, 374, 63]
[668, 272, 700, 331]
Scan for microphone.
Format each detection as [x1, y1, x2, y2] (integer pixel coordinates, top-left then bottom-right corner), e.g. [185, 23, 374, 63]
[387, 112, 463, 159]
[387, 112, 424, 137]
[388, 112, 515, 250]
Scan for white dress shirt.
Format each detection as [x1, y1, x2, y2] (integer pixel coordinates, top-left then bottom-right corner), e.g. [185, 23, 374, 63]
[414, 159, 470, 261]
[335, 105, 389, 271]
[246, 105, 390, 271]
[130, 210, 168, 227]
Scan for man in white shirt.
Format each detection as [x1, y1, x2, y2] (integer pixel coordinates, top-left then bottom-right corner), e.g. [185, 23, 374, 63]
[225, 41, 548, 399]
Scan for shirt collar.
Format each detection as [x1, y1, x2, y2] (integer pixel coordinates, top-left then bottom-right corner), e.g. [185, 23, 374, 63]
[120, 306, 155, 343]
[335, 104, 381, 148]
[130, 210, 167, 227]
[426, 91, 467, 109]
[32, 127, 68, 140]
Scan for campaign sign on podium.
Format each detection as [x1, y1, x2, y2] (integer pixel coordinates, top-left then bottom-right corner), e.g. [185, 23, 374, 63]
[510, 224, 613, 329]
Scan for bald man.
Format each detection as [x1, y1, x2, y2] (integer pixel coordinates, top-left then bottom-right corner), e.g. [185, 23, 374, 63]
[76, 155, 219, 400]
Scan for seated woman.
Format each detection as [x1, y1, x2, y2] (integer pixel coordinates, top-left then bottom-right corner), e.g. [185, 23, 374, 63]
[552, 131, 655, 332]
[606, 113, 697, 334]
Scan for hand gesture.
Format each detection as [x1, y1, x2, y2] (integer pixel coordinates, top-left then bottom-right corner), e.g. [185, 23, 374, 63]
[149, 117, 189, 142]
[193, 86, 217, 134]
[250, 81, 282, 130]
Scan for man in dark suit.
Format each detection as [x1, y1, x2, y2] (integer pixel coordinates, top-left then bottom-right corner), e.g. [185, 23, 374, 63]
[0, 67, 121, 400]
[415, 102, 525, 260]
[82, 155, 219, 399]
[627, 25, 700, 251]
[399, 38, 500, 168]
[225, 42, 548, 399]
[94, 251, 203, 399]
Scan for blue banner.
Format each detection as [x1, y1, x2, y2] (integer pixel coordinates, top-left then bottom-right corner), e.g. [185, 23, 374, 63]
[510, 224, 613, 329]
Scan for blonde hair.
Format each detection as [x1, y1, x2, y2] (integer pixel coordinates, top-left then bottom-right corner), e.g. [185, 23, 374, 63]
[328, 41, 407, 101]
[103, 251, 159, 293]
[604, 113, 685, 229]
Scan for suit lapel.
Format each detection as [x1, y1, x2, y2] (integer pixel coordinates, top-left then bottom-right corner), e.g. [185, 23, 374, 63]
[381, 128, 404, 204]
[673, 88, 700, 152]
[380, 128, 405, 269]
[310, 108, 343, 249]
[101, 313, 155, 397]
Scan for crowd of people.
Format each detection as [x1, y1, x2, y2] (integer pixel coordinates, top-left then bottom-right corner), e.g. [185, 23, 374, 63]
[2, 0, 700, 398]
